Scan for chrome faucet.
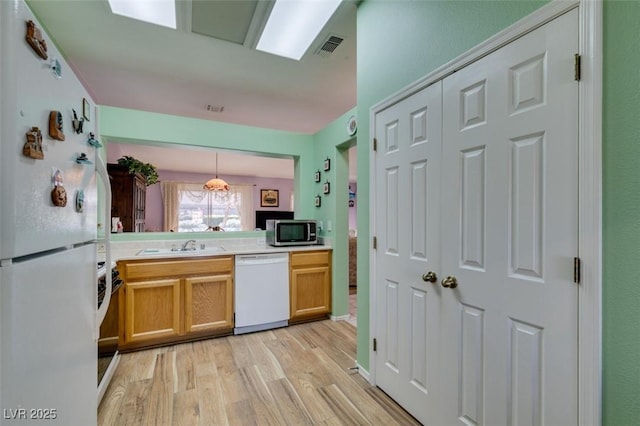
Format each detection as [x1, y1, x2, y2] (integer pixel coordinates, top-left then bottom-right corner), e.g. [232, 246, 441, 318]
[181, 239, 197, 251]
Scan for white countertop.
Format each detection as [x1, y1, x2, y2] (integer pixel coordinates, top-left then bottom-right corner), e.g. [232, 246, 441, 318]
[101, 237, 331, 263]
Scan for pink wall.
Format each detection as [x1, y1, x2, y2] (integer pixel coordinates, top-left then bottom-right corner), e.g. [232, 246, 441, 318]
[144, 169, 294, 232]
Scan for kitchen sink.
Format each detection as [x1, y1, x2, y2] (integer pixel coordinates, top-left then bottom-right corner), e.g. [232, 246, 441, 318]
[137, 246, 226, 256]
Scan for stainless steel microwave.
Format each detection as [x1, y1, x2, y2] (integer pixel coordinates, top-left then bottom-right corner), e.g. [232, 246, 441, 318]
[266, 219, 318, 246]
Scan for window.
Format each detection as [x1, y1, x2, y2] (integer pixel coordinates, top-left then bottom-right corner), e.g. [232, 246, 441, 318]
[161, 182, 254, 232]
[178, 190, 243, 232]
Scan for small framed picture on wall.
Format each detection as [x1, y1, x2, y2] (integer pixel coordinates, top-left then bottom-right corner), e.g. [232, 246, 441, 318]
[260, 189, 279, 207]
[323, 181, 330, 195]
[323, 158, 331, 171]
[315, 195, 322, 207]
[314, 170, 321, 182]
[82, 98, 90, 121]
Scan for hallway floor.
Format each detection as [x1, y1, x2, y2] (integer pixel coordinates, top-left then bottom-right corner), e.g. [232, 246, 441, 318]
[348, 286, 357, 327]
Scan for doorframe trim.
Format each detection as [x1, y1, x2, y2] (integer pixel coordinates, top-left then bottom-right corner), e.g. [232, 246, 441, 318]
[368, 2, 602, 425]
[577, 1, 602, 425]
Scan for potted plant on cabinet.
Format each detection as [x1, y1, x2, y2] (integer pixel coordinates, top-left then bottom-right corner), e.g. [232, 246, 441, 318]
[116, 155, 159, 186]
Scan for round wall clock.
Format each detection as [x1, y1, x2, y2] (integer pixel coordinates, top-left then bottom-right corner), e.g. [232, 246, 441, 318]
[347, 115, 357, 136]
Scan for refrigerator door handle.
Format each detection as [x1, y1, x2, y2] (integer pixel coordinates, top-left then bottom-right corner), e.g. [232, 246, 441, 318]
[95, 152, 112, 338]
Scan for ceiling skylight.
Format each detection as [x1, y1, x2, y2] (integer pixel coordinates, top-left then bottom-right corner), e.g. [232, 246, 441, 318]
[256, 0, 343, 61]
[108, 0, 176, 29]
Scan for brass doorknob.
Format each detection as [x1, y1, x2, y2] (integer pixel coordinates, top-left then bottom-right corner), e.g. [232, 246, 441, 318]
[422, 271, 437, 283]
[441, 276, 458, 289]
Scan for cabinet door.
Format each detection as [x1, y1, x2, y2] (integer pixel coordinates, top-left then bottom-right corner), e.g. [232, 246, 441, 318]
[184, 274, 233, 333]
[290, 266, 331, 321]
[124, 278, 181, 344]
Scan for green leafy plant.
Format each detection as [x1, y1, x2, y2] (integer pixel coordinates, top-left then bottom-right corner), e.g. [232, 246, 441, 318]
[117, 155, 159, 186]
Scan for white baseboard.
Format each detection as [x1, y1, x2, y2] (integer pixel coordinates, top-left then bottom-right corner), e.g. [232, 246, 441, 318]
[357, 362, 371, 383]
[330, 314, 350, 321]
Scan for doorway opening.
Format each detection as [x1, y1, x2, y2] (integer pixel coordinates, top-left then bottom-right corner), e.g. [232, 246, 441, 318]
[347, 145, 358, 326]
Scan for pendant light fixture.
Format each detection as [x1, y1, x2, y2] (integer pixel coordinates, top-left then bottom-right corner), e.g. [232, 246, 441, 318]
[203, 152, 230, 191]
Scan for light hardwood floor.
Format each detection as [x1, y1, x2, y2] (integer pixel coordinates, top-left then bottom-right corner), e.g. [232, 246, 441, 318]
[98, 320, 419, 426]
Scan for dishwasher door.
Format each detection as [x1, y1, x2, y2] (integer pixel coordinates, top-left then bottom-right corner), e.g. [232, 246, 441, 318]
[234, 253, 290, 335]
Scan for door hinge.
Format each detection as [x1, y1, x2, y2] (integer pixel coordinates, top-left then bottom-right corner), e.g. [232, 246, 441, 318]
[373, 138, 377, 152]
[573, 257, 581, 284]
[373, 236, 377, 249]
[373, 338, 377, 352]
[574, 54, 581, 81]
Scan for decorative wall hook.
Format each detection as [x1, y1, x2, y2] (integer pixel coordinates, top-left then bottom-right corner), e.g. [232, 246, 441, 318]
[87, 132, 102, 148]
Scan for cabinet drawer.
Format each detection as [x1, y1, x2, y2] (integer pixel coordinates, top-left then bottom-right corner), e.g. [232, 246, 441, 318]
[290, 250, 330, 268]
[121, 256, 233, 280]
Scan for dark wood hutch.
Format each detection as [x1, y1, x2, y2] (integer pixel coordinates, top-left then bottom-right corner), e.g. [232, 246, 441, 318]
[107, 163, 146, 232]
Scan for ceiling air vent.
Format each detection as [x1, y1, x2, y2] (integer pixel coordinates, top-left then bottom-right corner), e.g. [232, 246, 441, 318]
[206, 105, 224, 113]
[315, 34, 344, 57]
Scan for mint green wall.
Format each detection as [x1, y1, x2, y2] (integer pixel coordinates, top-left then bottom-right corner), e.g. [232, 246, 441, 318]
[356, 0, 547, 372]
[602, 2, 640, 424]
[359, 1, 640, 423]
[312, 108, 357, 319]
[99, 106, 315, 223]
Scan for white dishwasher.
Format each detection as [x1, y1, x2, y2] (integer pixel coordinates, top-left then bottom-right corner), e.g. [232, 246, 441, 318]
[234, 253, 290, 335]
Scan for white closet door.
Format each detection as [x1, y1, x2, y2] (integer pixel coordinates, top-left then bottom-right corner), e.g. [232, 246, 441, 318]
[373, 82, 443, 425]
[440, 8, 579, 426]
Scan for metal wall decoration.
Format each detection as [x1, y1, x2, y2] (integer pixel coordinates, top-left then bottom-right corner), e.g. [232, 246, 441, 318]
[25, 20, 48, 60]
[23, 127, 44, 159]
[48, 111, 65, 141]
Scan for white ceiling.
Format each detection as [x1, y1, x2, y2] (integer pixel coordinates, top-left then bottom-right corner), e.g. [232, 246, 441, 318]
[27, 0, 358, 181]
[27, 0, 357, 134]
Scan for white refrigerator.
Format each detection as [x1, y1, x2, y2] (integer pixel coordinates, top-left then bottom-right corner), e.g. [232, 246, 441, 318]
[0, 1, 110, 424]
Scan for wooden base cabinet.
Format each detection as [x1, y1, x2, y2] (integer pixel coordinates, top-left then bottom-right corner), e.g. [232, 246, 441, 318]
[185, 274, 233, 333]
[117, 256, 234, 351]
[289, 250, 331, 323]
[125, 278, 181, 344]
